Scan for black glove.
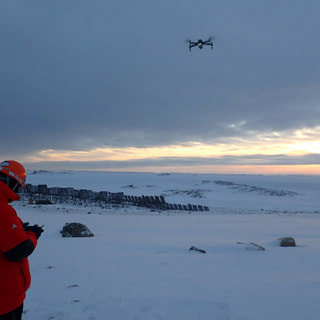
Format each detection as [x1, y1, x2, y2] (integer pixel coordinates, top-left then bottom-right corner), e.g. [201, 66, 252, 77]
[24, 224, 44, 239]
[23, 222, 30, 230]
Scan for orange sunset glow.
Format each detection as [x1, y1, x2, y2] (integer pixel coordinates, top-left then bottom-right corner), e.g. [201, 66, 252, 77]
[22, 127, 320, 174]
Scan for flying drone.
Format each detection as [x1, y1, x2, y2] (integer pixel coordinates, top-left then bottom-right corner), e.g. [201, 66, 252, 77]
[187, 37, 214, 51]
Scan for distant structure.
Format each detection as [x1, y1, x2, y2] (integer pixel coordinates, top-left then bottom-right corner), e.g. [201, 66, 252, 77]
[21, 184, 209, 212]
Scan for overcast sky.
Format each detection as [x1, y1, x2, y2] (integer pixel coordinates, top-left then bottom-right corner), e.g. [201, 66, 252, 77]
[1, 1, 320, 173]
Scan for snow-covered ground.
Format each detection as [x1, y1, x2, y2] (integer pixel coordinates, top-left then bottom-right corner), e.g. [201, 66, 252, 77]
[13, 171, 320, 319]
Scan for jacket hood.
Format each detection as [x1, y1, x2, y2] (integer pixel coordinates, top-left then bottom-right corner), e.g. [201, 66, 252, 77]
[0, 180, 20, 203]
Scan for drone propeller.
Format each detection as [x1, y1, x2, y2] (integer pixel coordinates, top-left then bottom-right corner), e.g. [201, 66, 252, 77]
[208, 36, 215, 49]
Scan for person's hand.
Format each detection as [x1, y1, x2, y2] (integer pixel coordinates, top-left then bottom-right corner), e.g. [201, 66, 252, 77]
[24, 224, 44, 239]
[23, 222, 29, 230]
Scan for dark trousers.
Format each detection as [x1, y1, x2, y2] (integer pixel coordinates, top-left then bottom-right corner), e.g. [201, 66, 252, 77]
[0, 304, 23, 320]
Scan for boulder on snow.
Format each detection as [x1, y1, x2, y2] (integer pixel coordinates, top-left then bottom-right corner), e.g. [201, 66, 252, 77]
[60, 222, 94, 238]
[279, 237, 296, 247]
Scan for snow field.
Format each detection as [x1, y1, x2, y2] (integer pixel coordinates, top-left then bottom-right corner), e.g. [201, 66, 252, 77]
[17, 205, 320, 320]
[12, 171, 320, 319]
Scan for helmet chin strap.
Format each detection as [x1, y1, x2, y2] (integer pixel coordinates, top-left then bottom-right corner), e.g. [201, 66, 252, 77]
[0, 174, 21, 193]
[11, 180, 21, 193]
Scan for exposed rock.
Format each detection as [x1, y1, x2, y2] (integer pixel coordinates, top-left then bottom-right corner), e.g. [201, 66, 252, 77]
[237, 241, 266, 251]
[214, 180, 299, 197]
[60, 222, 94, 238]
[279, 237, 296, 247]
[164, 189, 209, 198]
[35, 199, 54, 205]
[189, 246, 206, 254]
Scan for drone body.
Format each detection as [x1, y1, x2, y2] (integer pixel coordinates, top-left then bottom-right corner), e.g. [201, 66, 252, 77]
[188, 38, 214, 51]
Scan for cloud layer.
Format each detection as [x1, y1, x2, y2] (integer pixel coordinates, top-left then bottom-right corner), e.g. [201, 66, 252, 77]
[1, 1, 320, 171]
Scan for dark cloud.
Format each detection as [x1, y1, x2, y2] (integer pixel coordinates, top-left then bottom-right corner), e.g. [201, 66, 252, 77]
[1, 1, 320, 160]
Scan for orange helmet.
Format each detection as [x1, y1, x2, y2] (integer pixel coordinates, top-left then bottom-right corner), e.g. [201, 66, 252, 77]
[0, 160, 27, 190]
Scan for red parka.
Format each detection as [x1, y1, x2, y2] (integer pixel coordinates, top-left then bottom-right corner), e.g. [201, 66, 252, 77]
[0, 181, 37, 315]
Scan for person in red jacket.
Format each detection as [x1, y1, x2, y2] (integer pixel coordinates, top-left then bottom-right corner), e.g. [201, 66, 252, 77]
[0, 160, 43, 320]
